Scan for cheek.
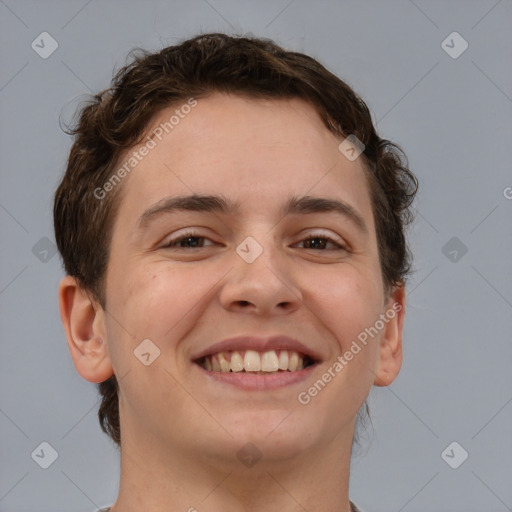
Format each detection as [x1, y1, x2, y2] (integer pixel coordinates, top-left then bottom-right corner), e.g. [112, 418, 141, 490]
[104, 264, 205, 417]
[310, 264, 383, 350]
[300, 271, 382, 422]
[111, 262, 218, 343]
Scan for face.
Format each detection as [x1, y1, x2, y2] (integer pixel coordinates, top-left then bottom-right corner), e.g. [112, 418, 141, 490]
[98, 93, 403, 467]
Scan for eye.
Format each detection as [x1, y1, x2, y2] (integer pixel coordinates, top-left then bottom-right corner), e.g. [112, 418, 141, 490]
[162, 230, 216, 249]
[161, 230, 347, 251]
[296, 233, 347, 251]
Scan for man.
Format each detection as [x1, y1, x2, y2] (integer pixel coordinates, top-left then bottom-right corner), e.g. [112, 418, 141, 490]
[54, 33, 417, 512]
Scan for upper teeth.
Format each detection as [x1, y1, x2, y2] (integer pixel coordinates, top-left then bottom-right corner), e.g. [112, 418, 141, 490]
[202, 350, 306, 373]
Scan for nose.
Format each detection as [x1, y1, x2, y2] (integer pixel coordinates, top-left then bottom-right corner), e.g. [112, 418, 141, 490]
[219, 236, 302, 316]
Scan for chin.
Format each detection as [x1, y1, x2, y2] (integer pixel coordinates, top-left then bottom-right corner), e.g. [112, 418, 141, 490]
[224, 412, 316, 461]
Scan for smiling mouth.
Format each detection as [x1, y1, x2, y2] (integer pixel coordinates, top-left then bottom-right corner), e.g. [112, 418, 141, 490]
[195, 349, 317, 374]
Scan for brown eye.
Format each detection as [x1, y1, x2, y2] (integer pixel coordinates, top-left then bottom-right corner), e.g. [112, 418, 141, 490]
[298, 235, 346, 251]
[162, 231, 216, 249]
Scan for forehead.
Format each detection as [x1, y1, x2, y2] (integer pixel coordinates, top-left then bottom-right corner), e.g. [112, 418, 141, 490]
[114, 93, 374, 230]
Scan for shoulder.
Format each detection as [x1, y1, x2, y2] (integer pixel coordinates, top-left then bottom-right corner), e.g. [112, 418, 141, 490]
[99, 505, 360, 512]
[350, 500, 364, 512]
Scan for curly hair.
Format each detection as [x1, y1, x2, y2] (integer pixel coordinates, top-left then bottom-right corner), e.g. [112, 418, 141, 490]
[54, 32, 418, 447]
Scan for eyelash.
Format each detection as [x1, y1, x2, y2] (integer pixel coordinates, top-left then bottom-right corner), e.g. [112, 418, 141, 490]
[162, 230, 347, 251]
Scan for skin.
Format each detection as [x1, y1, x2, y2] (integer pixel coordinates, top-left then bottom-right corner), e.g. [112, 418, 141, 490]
[59, 93, 405, 512]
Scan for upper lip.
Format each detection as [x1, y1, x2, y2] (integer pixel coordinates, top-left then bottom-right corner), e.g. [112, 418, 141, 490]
[191, 335, 323, 362]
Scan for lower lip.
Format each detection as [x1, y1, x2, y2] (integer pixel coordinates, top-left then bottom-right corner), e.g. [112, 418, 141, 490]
[194, 363, 318, 391]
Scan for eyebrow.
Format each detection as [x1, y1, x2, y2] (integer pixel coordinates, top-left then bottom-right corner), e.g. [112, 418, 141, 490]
[137, 194, 369, 235]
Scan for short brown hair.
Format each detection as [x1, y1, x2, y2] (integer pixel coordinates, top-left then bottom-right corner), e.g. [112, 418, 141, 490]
[54, 32, 418, 447]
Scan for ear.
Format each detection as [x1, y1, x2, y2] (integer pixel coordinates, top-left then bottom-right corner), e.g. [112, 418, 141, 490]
[373, 283, 406, 387]
[58, 275, 114, 383]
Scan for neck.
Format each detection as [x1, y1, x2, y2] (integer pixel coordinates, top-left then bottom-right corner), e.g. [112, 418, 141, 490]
[110, 421, 355, 512]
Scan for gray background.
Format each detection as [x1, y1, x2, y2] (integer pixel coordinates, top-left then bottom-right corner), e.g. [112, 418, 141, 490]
[1, 1, 511, 511]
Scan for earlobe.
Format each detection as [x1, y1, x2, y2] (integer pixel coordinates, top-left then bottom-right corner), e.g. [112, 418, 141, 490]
[58, 275, 114, 383]
[373, 284, 406, 387]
